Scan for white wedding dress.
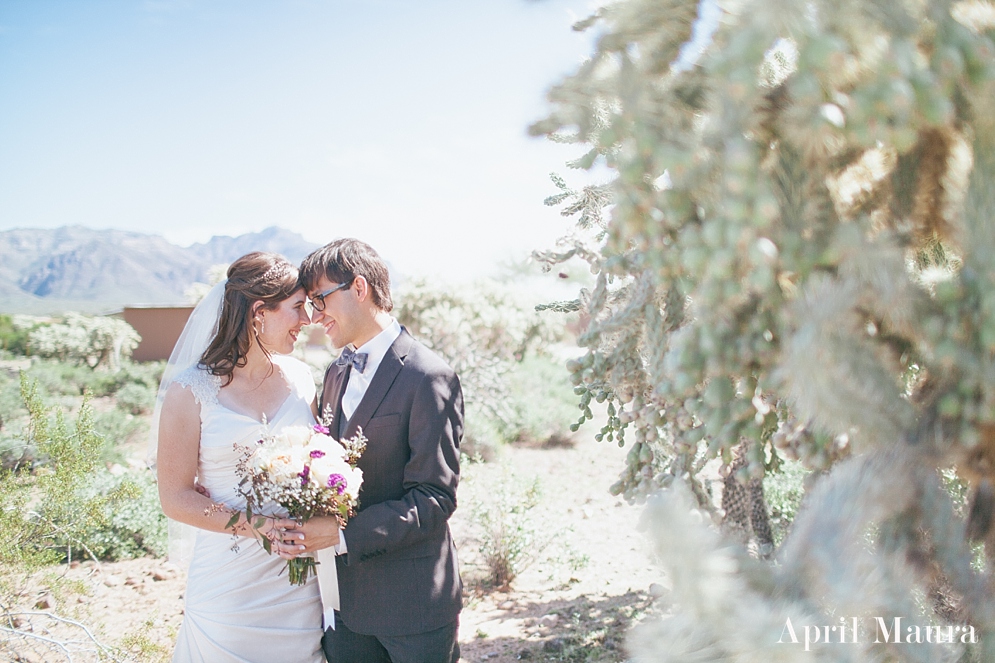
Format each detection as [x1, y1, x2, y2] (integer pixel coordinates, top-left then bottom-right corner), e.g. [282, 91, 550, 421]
[170, 355, 324, 663]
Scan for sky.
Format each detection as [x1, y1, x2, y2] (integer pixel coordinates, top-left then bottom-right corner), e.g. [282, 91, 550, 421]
[0, 0, 605, 281]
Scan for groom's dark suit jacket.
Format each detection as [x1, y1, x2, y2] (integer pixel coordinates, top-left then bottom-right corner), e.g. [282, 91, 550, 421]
[320, 328, 463, 637]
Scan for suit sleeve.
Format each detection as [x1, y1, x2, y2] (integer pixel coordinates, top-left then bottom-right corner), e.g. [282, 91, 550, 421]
[341, 368, 463, 562]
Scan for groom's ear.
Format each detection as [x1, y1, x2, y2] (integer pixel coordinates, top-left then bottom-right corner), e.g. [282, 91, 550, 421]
[353, 276, 371, 304]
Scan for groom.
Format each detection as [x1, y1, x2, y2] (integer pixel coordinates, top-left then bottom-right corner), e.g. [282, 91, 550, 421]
[286, 238, 463, 663]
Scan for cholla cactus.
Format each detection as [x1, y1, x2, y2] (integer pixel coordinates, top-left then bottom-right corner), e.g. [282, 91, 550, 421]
[29, 313, 140, 370]
[532, 0, 995, 657]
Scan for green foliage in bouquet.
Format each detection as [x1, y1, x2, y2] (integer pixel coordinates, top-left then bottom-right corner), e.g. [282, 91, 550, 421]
[532, 0, 995, 658]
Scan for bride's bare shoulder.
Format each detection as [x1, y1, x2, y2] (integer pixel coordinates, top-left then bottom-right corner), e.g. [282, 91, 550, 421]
[161, 380, 200, 421]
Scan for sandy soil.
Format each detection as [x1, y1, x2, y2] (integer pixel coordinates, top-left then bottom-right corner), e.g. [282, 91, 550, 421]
[3, 429, 670, 663]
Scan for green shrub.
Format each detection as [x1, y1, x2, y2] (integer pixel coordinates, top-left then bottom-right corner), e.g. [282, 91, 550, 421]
[23, 360, 114, 397]
[504, 354, 579, 446]
[1, 377, 165, 567]
[1, 376, 108, 573]
[107, 359, 165, 391]
[92, 408, 144, 463]
[460, 355, 579, 458]
[23, 358, 164, 399]
[463, 463, 549, 589]
[0, 315, 32, 355]
[395, 280, 575, 459]
[0, 371, 24, 430]
[763, 458, 811, 547]
[115, 381, 156, 415]
[0, 432, 34, 471]
[72, 469, 168, 560]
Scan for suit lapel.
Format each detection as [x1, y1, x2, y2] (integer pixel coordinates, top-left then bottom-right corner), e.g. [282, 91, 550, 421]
[321, 363, 350, 433]
[344, 331, 413, 438]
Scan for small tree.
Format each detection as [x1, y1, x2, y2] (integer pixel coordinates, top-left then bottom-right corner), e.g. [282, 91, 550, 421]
[533, 0, 995, 658]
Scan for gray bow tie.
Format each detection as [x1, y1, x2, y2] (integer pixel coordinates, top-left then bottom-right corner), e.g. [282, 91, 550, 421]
[336, 347, 369, 373]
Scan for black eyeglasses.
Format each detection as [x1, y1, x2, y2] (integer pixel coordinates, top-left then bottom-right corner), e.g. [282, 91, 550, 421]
[309, 279, 353, 311]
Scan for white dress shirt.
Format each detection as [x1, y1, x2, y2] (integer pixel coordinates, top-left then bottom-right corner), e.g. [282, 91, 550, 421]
[340, 318, 402, 421]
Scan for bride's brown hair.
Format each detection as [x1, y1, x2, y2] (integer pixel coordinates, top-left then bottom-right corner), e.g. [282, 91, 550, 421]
[199, 252, 301, 385]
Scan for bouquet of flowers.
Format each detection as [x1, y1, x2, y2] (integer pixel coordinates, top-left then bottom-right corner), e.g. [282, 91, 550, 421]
[232, 422, 366, 585]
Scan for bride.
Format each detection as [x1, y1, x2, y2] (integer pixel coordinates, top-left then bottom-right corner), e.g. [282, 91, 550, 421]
[153, 252, 325, 663]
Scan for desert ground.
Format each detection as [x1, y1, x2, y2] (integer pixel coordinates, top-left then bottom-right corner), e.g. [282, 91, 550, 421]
[4, 421, 671, 663]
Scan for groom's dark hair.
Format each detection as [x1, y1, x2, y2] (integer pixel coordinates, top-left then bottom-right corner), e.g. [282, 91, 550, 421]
[300, 238, 393, 312]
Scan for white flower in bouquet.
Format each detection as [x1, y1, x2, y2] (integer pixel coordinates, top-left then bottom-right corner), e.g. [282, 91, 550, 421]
[340, 466, 364, 501]
[306, 431, 348, 459]
[280, 425, 313, 448]
[309, 453, 351, 487]
[253, 445, 309, 484]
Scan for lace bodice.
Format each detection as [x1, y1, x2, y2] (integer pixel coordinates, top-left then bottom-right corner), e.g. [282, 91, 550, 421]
[173, 355, 317, 512]
[173, 366, 223, 408]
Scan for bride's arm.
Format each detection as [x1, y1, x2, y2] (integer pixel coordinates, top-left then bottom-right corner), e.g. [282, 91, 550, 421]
[156, 383, 280, 541]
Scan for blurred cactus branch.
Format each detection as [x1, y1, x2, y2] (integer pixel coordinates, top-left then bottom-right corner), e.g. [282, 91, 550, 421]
[532, 0, 995, 657]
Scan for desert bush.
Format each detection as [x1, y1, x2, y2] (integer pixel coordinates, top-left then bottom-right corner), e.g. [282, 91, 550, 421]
[0, 371, 24, 430]
[69, 469, 168, 560]
[115, 381, 156, 415]
[459, 355, 579, 457]
[395, 279, 569, 457]
[0, 314, 32, 355]
[503, 354, 579, 446]
[0, 376, 142, 660]
[1, 359, 159, 467]
[762, 459, 810, 547]
[24, 359, 119, 397]
[462, 461, 549, 589]
[111, 359, 165, 390]
[397, 279, 564, 366]
[0, 376, 110, 575]
[91, 408, 144, 462]
[20, 357, 162, 401]
[0, 433, 34, 472]
[29, 313, 140, 370]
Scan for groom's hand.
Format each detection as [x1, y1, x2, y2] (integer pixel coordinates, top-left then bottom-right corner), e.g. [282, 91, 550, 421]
[272, 517, 340, 558]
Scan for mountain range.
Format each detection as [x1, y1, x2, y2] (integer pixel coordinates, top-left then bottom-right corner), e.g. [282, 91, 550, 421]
[0, 226, 320, 315]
